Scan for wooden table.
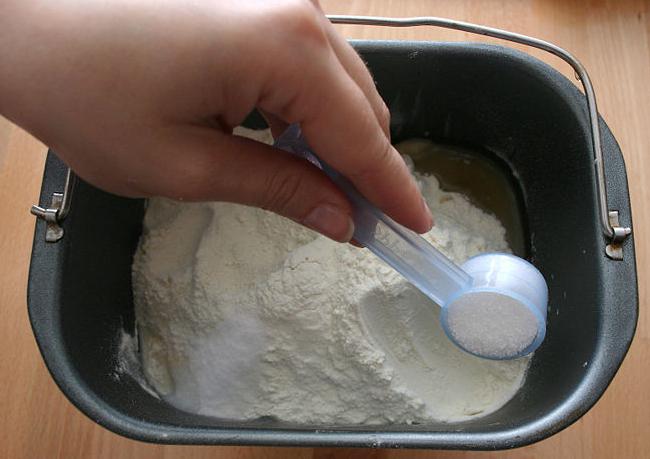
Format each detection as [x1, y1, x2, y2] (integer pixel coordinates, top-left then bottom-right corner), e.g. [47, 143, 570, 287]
[1, 1, 648, 457]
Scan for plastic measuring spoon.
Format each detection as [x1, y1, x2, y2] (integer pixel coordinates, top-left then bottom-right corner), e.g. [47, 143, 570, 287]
[274, 124, 548, 359]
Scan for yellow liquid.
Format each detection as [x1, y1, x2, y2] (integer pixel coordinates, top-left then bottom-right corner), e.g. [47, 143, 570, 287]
[395, 139, 527, 257]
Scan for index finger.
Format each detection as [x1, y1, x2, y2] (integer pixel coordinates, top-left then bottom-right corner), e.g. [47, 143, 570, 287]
[289, 48, 432, 234]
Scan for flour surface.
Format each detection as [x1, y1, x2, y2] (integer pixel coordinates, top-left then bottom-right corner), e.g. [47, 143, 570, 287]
[131, 127, 530, 424]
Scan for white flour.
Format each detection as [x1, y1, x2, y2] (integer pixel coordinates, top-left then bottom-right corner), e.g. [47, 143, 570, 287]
[130, 128, 530, 424]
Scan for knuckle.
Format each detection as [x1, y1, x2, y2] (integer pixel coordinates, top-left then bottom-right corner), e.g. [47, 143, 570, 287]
[255, 1, 328, 120]
[278, 0, 328, 48]
[349, 136, 395, 182]
[261, 167, 305, 215]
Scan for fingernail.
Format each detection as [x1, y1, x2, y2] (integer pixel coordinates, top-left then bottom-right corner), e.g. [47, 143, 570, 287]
[303, 204, 355, 242]
[421, 196, 434, 231]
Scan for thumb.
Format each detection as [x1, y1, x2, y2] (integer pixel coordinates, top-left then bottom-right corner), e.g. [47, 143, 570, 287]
[156, 128, 355, 242]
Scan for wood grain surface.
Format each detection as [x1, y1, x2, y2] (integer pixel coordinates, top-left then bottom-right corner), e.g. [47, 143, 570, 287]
[1, 1, 648, 458]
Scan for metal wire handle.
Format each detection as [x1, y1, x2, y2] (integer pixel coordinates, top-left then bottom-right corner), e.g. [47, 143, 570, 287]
[31, 15, 631, 258]
[328, 15, 632, 258]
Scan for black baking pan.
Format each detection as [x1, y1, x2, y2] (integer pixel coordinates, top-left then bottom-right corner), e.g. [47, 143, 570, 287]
[27, 40, 637, 449]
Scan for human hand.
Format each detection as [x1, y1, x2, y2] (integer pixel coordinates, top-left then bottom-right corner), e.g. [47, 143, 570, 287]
[0, 0, 432, 242]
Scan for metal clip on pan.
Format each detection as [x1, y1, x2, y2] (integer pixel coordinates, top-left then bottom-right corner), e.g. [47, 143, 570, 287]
[30, 168, 75, 243]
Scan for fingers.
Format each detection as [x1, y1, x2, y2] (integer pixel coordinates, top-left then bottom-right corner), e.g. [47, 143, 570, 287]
[253, 4, 431, 233]
[149, 127, 355, 243]
[260, 39, 432, 234]
[317, 15, 391, 138]
[260, 9, 389, 140]
[302, 89, 433, 234]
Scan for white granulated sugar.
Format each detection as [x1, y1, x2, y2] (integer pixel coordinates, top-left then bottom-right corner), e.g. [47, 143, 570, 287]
[131, 127, 531, 424]
[446, 292, 539, 359]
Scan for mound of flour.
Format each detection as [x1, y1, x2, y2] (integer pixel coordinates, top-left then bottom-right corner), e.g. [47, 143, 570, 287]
[131, 128, 530, 424]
